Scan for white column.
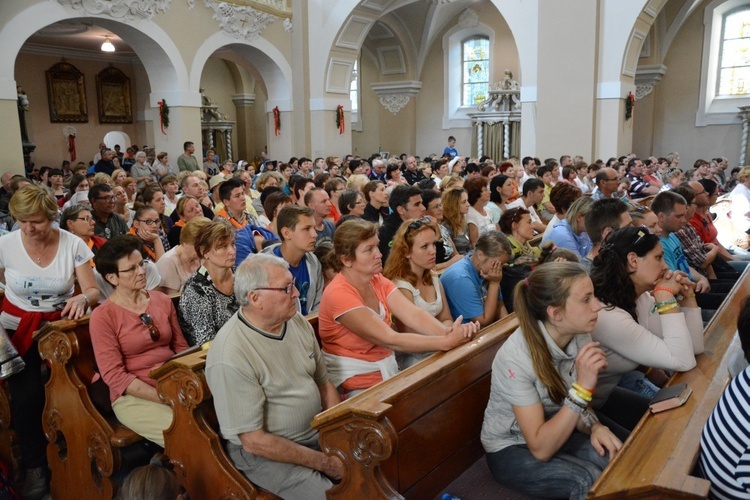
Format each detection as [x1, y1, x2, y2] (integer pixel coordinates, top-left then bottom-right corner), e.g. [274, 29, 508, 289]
[149, 92, 202, 159]
[740, 107, 750, 167]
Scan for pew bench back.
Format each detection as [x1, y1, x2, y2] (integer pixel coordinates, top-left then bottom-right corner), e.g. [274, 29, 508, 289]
[588, 266, 750, 498]
[312, 314, 519, 499]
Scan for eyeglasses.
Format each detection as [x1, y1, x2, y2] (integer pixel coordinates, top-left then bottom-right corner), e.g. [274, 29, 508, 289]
[117, 260, 146, 274]
[407, 216, 432, 232]
[75, 216, 93, 222]
[255, 278, 296, 295]
[95, 195, 116, 202]
[139, 313, 161, 341]
[137, 218, 160, 226]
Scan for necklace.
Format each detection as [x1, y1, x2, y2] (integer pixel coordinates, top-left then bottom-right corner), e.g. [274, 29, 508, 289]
[28, 233, 53, 265]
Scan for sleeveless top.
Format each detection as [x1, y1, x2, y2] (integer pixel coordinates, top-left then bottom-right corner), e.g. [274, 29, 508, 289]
[393, 275, 443, 318]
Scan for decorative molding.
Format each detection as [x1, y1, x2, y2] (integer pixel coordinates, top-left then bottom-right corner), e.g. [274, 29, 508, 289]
[283, 18, 292, 32]
[623, 29, 647, 77]
[55, 0, 173, 21]
[635, 64, 667, 100]
[376, 46, 405, 75]
[203, 0, 282, 42]
[336, 15, 373, 50]
[360, 0, 395, 13]
[231, 93, 256, 107]
[378, 95, 410, 115]
[326, 58, 355, 94]
[20, 43, 139, 63]
[458, 8, 479, 29]
[371, 80, 421, 115]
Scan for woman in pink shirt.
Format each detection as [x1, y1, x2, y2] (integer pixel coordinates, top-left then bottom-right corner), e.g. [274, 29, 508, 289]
[90, 235, 189, 446]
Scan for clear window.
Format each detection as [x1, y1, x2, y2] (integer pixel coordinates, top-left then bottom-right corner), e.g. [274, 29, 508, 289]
[350, 59, 359, 113]
[718, 8, 750, 95]
[462, 36, 490, 106]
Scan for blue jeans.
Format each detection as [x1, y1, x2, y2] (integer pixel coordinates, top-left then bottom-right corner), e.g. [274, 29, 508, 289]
[486, 432, 609, 500]
[617, 370, 659, 399]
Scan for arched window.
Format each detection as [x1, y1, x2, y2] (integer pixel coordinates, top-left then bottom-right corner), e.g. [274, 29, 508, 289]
[698, 0, 750, 125]
[718, 8, 750, 95]
[443, 23, 495, 128]
[462, 36, 490, 106]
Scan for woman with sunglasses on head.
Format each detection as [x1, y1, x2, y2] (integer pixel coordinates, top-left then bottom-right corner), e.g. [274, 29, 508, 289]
[383, 217, 455, 369]
[482, 263, 621, 500]
[318, 219, 479, 398]
[590, 226, 703, 437]
[129, 206, 167, 262]
[90, 235, 189, 448]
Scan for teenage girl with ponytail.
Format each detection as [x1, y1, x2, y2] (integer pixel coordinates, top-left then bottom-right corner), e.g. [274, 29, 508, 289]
[481, 263, 621, 499]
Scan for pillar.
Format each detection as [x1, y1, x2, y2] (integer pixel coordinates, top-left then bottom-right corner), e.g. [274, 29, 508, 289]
[535, 1, 598, 159]
[149, 92, 202, 159]
[232, 93, 255, 161]
[0, 97, 25, 174]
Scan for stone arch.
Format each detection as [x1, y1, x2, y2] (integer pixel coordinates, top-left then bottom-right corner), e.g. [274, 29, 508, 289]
[190, 31, 293, 112]
[0, 1, 188, 102]
[317, 0, 533, 98]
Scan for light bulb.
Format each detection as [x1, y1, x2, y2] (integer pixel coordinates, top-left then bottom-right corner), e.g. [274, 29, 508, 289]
[101, 37, 115, 52]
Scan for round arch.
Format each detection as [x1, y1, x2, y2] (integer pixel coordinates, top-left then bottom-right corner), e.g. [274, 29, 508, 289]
[190, 32, 293, 112]
[0, 1, 189, 102]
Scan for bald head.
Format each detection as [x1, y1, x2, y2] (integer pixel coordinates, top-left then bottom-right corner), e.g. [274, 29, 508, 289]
[595, 168, 619, 196]
[688, 180, 709, 208]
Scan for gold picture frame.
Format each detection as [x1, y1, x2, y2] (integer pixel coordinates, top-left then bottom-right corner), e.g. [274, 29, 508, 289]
[96, 65, 132, 124]
[45, 60, 88, 123]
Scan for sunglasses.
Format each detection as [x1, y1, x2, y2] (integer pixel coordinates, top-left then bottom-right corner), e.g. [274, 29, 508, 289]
[407, 216, 432, 232]
[139, 313, 161, 341]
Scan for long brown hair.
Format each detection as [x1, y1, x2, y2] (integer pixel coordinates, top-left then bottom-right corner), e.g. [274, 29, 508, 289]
[383, 218, 439, 287]
[513, 262, 589, 403]
[441, 188, 467, 236]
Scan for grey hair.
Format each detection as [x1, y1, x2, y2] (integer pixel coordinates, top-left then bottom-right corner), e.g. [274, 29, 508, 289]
[135, 151, 147, 161]
[234, 253, 290, 306]
[60, 204, 91, 232]
[475, 230, 512, 259]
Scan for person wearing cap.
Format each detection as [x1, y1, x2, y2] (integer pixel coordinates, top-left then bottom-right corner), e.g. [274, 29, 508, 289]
[208, 174, 227, 205]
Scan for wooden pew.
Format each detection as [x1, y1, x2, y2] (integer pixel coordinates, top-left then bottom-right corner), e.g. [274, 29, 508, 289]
[150, 350, 279, 500]
[311, 314, 519, 499]
[33, 315, 142, 500]
[588, 266, 750, 498]
[150, 311, 320, 499]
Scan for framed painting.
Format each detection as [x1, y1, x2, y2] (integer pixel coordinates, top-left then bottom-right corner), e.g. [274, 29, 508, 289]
[45, 60, 88, 123]
[96, 65, 132, 124]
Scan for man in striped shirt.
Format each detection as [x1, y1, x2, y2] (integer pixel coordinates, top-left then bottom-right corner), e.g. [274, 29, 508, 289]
[699, 297, 750, 499]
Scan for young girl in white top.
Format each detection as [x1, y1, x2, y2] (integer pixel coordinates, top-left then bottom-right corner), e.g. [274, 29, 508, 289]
[482, 263, 621, 499]
[384, 217, 453, 369]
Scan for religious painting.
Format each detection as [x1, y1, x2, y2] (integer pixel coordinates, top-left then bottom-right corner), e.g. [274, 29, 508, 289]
[45, 60, 88, 123]
[96, 65, 133, 124]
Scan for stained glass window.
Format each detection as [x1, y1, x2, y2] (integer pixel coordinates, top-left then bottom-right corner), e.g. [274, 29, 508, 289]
[462, 36, 489, 106]
[719, 9, 750, 95]
[350, 60, 358, 113]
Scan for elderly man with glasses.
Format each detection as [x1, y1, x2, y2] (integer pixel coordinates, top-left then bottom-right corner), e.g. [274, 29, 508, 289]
[206, 253, 343, 500]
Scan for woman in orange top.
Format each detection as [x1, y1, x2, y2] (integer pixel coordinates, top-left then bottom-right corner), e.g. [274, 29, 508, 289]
[129, 206, 166, 262]
[318, 218, 480, 397]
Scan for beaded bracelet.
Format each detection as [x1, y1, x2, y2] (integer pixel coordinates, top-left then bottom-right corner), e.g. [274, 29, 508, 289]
[563, 397, 598, 429]
[653, 286, 676, 296]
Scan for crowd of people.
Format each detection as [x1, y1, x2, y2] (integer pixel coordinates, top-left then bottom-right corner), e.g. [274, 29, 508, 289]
[1, 140, 749, 499]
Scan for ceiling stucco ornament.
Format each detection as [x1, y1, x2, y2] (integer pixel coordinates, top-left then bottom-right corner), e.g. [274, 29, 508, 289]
[203, 0, 281, 41]
[283, 18, 292, 32]
[55, 0, 173, 21]
[379, 95, 410, 115]
[458, 8, 479, 29]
